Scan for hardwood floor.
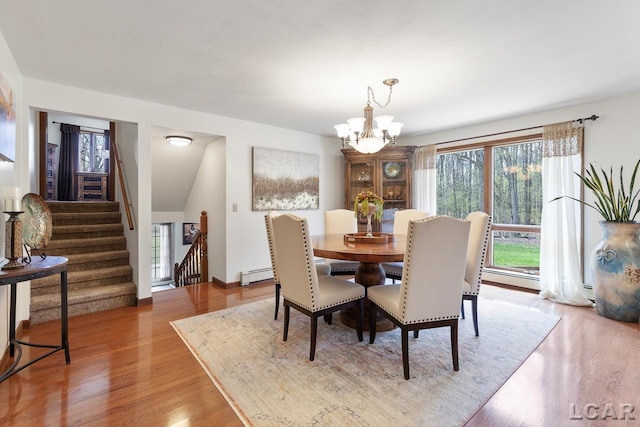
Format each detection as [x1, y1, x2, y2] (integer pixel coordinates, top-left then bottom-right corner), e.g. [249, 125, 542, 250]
[1, 282, 638, 426]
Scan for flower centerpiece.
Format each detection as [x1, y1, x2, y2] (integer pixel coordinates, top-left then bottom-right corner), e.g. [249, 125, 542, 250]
[354, 190, 384, 237]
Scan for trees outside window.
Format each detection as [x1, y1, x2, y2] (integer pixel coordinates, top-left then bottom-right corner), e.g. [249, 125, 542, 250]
[79, 130, 107, 173]
[436, 136, 542, 275]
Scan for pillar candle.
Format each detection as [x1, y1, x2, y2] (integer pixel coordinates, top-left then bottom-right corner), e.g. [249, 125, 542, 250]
[3, 187, 21, 212]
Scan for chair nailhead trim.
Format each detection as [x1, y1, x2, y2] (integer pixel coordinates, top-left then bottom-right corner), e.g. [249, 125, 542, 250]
[465, 215, 492, 297]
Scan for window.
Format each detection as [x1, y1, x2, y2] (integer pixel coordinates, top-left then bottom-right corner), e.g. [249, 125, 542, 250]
[79, 130, 108, 173]
[436, 135, 542, 275]
[151, 223, 172, 281]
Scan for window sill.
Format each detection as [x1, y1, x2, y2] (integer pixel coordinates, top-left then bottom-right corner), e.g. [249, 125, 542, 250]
[482, 268, 540, 291]
[482, 269, 595, 299]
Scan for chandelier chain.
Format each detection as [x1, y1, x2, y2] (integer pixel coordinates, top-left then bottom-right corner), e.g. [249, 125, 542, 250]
[367, 85, 394, 109]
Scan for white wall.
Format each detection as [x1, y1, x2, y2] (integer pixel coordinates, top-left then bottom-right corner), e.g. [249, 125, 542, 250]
[20, 76, 343, 302]
[0, 27, 25, 353]
[184, 139, 226, 281]
[403, 91, 640, 285]
[222, 131, 342, 283]
[114, 121, 144, 295]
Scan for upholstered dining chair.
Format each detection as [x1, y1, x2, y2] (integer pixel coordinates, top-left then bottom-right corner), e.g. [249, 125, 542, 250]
[460, 211, 492, 336]
[264, 211, 331, 320]
[368, 216, 470, 380]
[382, 209, 429, 282]
[271, 214, 365, 361]
[324, 209, 360, 276]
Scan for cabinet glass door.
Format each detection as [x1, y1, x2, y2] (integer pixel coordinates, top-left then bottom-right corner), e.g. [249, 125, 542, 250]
[348, 162, 375, 232]
[381, 160, 408, 233]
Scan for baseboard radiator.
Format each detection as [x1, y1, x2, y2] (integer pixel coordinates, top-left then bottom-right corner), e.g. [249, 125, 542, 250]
[241, 267, 273, 286]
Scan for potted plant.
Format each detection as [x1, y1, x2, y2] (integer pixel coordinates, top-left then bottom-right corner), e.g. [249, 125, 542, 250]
[554, 160, 640, 322]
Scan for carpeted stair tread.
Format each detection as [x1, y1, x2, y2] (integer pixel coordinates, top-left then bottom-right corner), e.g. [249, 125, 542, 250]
[32, 265, 133, 288]
[51, 211, 122, 226]
[31, 282, 137, 310]
[45, 236, 125, 248]
[62, 250, 131, 271]
[43, 236, 127, 255]
[52, 223, 124, 239]
[65, 249, 129, 263]
[30, 200, 137, 324]
[46, 201, 120, 213]
[30, 283, 137, 324]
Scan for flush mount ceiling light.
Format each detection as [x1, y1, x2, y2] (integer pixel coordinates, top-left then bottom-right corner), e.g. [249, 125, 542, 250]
[335, 78, 404, 154]
[166, 136, 192, 147]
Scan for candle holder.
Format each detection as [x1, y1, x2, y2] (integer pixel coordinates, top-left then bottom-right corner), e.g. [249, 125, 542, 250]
[2, 210, 25, 270]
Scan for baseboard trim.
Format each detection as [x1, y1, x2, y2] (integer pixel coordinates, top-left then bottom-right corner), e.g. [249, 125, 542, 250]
[137, 297, 153, 306]
[211, 276, 240, 289]
[0, 320, 27, 371]
[483, 280, 538, 294]
[210, 276, 275, 289]
[0, 346, 9, 373]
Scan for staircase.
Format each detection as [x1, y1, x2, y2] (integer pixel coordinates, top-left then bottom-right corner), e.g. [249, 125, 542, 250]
[30, 201, 137, 324]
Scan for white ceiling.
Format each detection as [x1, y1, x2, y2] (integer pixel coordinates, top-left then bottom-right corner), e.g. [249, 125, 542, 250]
[1, 0, 640, 138]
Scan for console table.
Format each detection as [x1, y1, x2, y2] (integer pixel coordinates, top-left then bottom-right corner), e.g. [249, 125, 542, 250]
[0, 256, 70, 382]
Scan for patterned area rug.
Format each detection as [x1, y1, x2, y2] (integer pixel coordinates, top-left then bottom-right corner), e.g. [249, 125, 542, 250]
[171, 297, 560, 427]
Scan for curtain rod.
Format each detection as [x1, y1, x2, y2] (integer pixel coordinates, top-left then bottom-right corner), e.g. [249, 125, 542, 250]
[52, 121, 108, 132]
[433, 114, 599, 146]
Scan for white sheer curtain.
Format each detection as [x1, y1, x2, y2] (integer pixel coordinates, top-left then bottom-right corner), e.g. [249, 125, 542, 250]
[414, 145, 437, 215]
[539, 122, 594, 306]
[159, 224, 172, 280]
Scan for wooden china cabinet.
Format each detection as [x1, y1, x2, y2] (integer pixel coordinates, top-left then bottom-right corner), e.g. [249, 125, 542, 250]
[342, 145, 416, 233]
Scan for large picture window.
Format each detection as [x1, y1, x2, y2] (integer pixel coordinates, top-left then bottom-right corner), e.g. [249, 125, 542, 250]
[436, 135, 542, 275]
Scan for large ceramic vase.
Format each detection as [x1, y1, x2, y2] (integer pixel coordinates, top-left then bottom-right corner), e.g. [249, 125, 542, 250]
[590, 221, 640, 323]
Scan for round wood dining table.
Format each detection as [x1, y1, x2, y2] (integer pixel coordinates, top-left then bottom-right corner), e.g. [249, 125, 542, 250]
[312, 233, 407, 331]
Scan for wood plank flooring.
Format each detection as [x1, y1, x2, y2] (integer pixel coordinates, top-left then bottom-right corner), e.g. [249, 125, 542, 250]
[0, 282, 638, 426]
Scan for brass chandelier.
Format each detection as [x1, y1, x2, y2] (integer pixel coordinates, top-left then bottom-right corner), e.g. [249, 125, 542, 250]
[334, 78, 403, 154]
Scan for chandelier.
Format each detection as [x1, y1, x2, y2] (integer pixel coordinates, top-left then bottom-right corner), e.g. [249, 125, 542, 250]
[334, 78, 403, 154]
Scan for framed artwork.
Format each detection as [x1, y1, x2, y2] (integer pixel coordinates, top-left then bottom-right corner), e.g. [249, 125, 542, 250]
[183, 222, 200, 245]
[0, 72, 16, 162]
[252, 147, 319, 211]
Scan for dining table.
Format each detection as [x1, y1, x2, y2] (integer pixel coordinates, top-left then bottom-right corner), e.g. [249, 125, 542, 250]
[312, 233, 406, 331]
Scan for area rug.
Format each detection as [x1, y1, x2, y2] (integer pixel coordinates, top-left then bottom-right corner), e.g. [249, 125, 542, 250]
[171, 297, 560, 427]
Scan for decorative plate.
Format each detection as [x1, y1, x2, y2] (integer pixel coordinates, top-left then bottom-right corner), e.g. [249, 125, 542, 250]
[383, 162, 401, 179]
[20, 193, 52, 250]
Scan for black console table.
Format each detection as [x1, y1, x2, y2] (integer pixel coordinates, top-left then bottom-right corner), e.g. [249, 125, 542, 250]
[0, 256, 70, 382]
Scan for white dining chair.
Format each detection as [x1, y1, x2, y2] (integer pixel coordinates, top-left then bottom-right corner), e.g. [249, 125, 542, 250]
[382, 209, 429, 281]
[324, 209, 360, 276]
[368, 215, 470, 380]
[271, 214, 365, 361]
[265, 211, 331, 320]
[460, 211, 492, 336]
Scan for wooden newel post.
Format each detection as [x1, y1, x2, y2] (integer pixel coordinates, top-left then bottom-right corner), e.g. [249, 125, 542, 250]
[173, 263, 180, 286]
[199, 211, 208, 283]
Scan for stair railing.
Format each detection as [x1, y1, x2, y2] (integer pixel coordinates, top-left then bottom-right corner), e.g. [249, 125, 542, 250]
[174, 211, 208, 286]
[110, 124, 135, 230]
